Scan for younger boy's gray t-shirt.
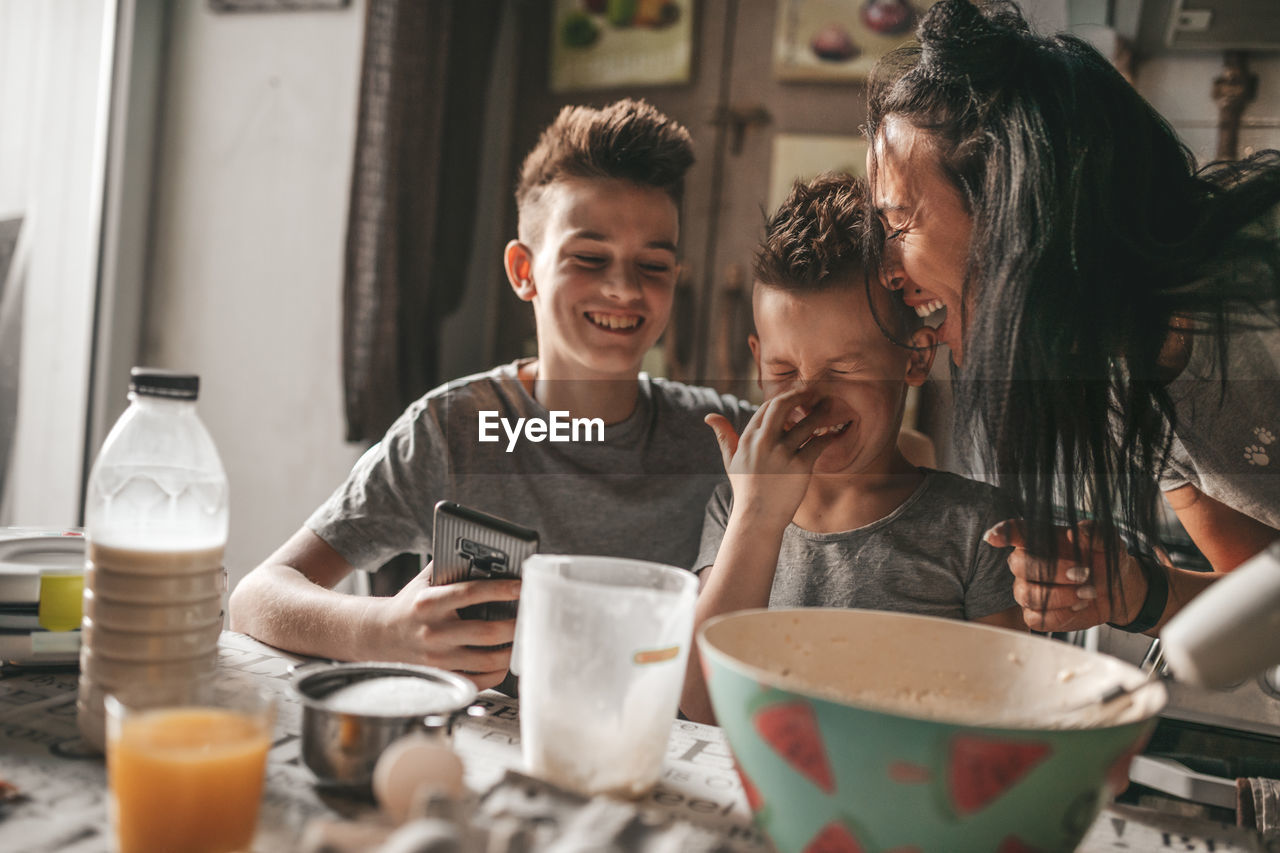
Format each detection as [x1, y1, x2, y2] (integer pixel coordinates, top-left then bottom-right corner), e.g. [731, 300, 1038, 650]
[694, 471, 1018, 620]
[307, 359, 754, 573]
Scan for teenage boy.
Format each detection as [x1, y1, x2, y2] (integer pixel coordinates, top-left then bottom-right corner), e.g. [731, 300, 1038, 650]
[681, 175, 1024, 723]
[230, 100, 753, 690]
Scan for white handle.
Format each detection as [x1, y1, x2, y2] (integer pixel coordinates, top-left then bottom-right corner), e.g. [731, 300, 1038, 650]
[1161, 540, 1280, 688]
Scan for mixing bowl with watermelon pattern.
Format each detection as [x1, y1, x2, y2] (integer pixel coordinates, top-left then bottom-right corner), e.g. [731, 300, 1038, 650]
[699, 608, 1166, 853]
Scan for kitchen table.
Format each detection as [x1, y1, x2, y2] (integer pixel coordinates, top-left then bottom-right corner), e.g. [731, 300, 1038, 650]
[0, 633, 1267, 852]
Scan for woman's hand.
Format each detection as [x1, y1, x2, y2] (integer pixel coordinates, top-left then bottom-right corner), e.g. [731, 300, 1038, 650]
[705, 387, 838, 531]
[362, 563, 521, 690]
[984, 519, 1148, 632]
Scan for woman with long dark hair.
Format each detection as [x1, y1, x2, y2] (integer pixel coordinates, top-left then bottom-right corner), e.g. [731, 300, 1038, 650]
[865, 0, 1280, 634]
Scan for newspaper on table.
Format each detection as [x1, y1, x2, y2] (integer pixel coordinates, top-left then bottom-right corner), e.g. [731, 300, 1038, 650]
[0, 634, 340, 852]
[0, 633, 1268, 852]
[0, 633, 767, 852]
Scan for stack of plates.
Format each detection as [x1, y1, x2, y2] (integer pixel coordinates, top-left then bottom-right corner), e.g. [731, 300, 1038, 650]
[0, 529, 85, 666]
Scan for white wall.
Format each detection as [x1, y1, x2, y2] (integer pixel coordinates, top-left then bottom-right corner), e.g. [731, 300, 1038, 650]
[0, 1, 112, 527]
[144, 0, 366, 589]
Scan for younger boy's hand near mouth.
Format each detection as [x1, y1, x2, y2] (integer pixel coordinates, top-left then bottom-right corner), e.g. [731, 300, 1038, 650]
[704, 386, 838, 532]
[683, 387, 839, 723]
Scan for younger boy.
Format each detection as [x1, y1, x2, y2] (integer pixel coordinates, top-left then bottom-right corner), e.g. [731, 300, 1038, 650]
[681, 175, 1024, 723]
[230, 100, 753, 690]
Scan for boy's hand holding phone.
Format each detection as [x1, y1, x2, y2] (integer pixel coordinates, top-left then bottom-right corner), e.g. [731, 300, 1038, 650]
[362, 563, 521, 691]
[705, 386, 837, 531]
[358, 501, 538, 692]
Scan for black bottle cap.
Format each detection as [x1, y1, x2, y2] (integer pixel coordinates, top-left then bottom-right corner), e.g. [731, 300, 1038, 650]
[129, 367, 199, 401]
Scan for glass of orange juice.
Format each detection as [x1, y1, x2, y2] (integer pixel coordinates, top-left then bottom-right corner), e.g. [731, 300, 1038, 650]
[105, 680, 276, 853]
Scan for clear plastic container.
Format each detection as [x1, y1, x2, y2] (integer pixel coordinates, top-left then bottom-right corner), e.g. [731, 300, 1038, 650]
[76, 368, 228, 751]
[511, 555, 697, 798]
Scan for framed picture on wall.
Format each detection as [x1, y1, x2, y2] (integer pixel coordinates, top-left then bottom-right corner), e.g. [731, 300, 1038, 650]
[774, 0, 939, 82]
[768, 133, 869, 211]
[549, 0, 694, 93]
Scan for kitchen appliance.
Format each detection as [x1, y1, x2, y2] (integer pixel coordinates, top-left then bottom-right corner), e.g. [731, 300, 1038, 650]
[1114, 540, 1280, 820]
[1100, 631, 1280, 817]
[1161, 541, 1280, 690]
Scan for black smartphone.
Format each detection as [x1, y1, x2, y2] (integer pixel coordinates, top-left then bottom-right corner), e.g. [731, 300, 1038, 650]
[430, 500, 538, 621]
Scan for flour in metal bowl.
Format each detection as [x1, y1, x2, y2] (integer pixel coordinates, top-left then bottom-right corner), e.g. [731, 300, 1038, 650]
[322, 676, 463, 716]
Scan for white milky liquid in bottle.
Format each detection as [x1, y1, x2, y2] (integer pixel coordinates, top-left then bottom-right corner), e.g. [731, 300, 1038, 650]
[76, 368, 228, 751]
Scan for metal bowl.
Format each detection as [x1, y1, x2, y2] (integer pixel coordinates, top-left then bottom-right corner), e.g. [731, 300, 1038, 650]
[292, 661, 479, 791]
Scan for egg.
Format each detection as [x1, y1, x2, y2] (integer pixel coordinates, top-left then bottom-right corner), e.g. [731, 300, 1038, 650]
[373, 733, 467, 825]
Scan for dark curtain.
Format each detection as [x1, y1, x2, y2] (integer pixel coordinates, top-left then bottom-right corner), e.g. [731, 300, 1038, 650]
[343, 0, 504, 443]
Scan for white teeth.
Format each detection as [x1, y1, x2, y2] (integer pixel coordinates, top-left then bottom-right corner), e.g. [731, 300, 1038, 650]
[586, 312, 640, 330]
[914, 299, 945, 319]
[812, 422, 851, 437]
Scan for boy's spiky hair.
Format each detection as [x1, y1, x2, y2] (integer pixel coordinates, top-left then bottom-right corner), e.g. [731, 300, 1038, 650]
[755, 172, 872, 290]
[755, 172, 916, 334]
[515, 99, 694, 243]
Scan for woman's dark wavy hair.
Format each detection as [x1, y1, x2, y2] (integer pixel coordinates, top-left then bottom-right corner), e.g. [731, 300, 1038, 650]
[865, 0, 1280, 592]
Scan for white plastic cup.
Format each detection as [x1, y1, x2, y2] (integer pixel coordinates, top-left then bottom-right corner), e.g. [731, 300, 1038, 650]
[511, 555, 697, 798]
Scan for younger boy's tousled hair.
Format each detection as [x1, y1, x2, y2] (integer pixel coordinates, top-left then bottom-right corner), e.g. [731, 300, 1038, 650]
[755, 173, 916, 334]
[515, 99, 694, 243]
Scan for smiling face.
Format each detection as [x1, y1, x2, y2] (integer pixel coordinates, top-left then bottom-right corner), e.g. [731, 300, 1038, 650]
[871, 115, 975, 364]
[750, 281, 933, 477]
[508, 177, 679, 381]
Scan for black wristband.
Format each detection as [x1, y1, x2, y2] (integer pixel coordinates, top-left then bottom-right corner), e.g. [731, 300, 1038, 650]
[1107, 554, 1169, 634]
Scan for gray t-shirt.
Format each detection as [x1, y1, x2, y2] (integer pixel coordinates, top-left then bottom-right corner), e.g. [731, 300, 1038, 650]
[694, 471, 1018, 620]
[1158, 317, 1280, 530]
[1155, 200, 1280, 530]
[307, 360, 755, 572]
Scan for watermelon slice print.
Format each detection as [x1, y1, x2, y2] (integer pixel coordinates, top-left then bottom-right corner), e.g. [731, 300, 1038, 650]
[753, 701, 835, 793]
[948, 735, 1051, 815]
[803, 820, 864, 853]
[997, 836, 1048, 853]
[1105, 741, 1144, 794]
[734, 760, 764, 812]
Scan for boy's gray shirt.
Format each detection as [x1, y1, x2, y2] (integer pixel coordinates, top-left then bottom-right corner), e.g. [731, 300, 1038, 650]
[308, 359, 755, 573]
[695, 471, 1018, 619]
